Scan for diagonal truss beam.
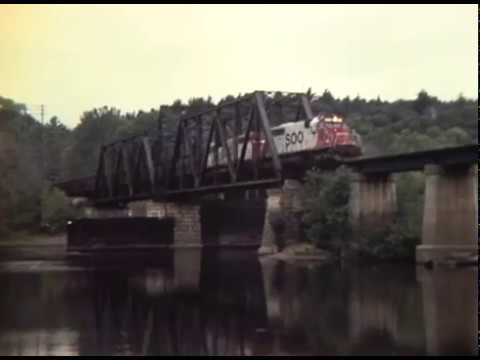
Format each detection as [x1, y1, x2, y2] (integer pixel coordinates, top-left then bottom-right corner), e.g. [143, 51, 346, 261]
[93, 90, 315, 203]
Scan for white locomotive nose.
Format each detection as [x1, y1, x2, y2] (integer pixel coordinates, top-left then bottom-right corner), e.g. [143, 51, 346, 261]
[310, 116, 320, 133]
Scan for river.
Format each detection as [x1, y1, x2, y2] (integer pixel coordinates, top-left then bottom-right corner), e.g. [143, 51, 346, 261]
[0, 246, 477, 355]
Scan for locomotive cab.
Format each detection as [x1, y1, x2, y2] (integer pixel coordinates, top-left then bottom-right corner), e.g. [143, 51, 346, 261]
[206, 112, 362, 169]
[312, 114, 362, 156]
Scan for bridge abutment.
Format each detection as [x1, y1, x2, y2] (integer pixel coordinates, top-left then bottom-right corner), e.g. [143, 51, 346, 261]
[168, 202, 202, 247]
[417, 164, 478, 264]
[349, 172, 397, 231]
[129, 200, 202, 247]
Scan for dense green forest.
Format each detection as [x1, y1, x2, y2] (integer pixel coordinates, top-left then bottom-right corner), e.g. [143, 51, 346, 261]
[0, 91, 476, 257]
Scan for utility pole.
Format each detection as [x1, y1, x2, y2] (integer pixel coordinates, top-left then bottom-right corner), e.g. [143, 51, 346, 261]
[40, 104, 44, 125]
[40, 104, 45, 227]
[25, 103, 48, 228]
[40, 104, 45, 179]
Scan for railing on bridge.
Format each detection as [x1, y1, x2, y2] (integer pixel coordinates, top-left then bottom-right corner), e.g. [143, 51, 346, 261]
[92, 91, 315, 205]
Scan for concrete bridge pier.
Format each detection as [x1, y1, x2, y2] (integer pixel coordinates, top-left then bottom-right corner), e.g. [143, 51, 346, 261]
[258, 179, 305, 255]
[417, 164, 478, 264]
[129, 200, 202, 247]
[258, 189, 282, 255]
[349, 172, 397, 232]
[281, 179, 305, 246]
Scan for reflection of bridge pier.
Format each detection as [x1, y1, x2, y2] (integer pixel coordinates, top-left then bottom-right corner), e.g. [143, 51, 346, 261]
[347, 266, 425, 355]
[84, 251, 269, 355]
[417, 267, 478, 356]
[173, 249, 201, 291]
[349, 275, 401, 341]
[259, 259, 310, 355]
[259, 259, 281, 328]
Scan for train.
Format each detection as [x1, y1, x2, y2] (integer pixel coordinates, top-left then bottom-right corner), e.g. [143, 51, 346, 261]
[207, 113, 362, 168]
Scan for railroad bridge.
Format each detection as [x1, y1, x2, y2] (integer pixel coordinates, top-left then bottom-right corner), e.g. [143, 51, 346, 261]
[55, 91, 477, 264]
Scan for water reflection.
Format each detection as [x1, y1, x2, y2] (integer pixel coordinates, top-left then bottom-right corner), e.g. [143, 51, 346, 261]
[417, 266, 477, 356]
[260, 261, 425, 355]
[0, 250, 477, 355]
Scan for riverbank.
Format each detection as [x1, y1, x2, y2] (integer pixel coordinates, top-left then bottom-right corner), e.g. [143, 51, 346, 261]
[262, 243, 336, 263]
[0, 232, 66, 247]
[261, 242, 479, 269]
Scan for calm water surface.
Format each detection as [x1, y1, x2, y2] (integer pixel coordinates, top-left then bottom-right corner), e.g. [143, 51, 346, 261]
[0, 247, 477, 356]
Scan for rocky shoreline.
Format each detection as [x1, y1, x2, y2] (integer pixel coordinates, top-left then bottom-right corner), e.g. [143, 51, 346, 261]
[259, 243, 335, 262]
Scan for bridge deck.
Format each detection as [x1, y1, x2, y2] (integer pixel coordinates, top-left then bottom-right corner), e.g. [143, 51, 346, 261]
[345, 144, 476, 174]
[53, 89, 477, 205]
[56, 144, 477, 204]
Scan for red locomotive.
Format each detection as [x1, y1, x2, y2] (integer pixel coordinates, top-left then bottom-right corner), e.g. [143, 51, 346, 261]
[207, 113, 362, 167]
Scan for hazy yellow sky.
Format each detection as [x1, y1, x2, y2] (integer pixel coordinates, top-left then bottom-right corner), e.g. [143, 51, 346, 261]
[0, 4, 477, 128]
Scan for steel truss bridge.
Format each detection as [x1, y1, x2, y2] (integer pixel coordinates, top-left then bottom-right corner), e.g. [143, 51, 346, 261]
[55, 90, 477, 207]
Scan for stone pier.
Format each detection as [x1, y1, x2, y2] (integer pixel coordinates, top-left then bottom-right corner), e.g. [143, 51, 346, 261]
[258, 189, 282, 255]
[349, 173, 397, 231]
[417, 164, 478, 264]
[281, 179, 305, 246]
[129, 200, 202, 247]
[258, 179, 306, 255]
